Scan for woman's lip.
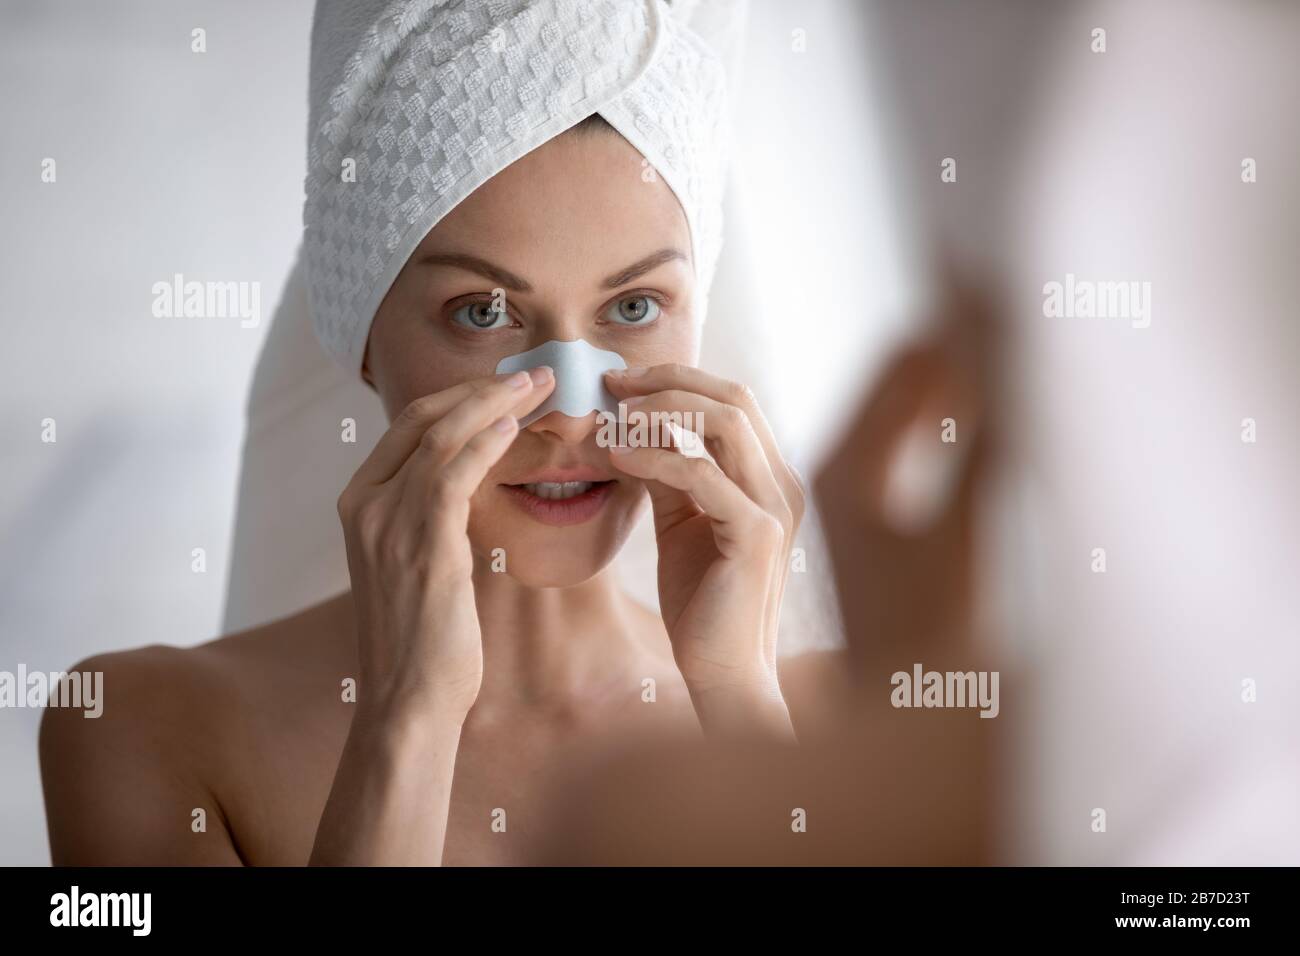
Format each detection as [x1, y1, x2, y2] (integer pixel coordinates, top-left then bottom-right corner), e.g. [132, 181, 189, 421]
[500, 480, 614, 526]
[509, 467, 614, 484]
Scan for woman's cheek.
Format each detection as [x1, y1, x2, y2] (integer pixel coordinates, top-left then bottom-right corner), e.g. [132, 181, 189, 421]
[613, 324, 699, 369]
[379, 349, 476, 415]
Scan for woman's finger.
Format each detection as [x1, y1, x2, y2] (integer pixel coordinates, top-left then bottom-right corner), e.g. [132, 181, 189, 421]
[618, 389, 789, 523]
[416, 415, 522, 536]
[607, 444, 778, 559]
[606, 365, 805, 529]
[397, 369, 553, 513]
[353, 368, 550, 487]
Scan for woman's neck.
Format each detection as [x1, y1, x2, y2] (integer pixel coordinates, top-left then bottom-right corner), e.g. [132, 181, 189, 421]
[466, 558, 655, 718]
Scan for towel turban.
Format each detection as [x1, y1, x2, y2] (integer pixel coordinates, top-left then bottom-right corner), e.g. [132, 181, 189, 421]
[303, 0, 732, 377]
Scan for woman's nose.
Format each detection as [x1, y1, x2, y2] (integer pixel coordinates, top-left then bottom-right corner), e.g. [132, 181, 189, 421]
[525, 408, 603, 444]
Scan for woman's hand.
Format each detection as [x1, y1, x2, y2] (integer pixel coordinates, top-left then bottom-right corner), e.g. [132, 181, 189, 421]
[312, 366, 553, 865]
[603, 364, 805, 740]
[338, 367, 555, 721]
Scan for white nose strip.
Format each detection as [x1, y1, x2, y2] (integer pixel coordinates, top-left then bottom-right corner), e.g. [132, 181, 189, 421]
[495, 339, 628, 427]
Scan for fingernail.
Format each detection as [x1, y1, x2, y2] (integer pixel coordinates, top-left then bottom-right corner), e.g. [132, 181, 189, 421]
[507, 370, 530, 388]
[493, 415, 517, 433]
[529, 365, 553, 385]
[624, 366, 648, 377]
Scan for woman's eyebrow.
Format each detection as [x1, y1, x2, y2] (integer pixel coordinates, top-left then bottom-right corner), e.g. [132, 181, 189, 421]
[417, 252, 533, 292]
[602, 248, 688, 289]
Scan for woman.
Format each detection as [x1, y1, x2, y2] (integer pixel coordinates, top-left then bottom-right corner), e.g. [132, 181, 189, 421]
[39, 0, 837, 865]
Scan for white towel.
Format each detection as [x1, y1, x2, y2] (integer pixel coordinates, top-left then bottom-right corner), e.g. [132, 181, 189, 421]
[303, 0, 732, 376]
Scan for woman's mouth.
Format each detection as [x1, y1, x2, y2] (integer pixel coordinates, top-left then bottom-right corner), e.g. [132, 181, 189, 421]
[501, 479, 615, 526]
[522, 480, 597, 500]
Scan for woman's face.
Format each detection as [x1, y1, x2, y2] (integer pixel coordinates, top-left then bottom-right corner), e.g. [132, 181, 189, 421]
[364, 127, 699, 587]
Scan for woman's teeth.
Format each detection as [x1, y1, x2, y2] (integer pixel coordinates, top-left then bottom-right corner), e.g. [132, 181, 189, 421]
[523, 481, 594, 500]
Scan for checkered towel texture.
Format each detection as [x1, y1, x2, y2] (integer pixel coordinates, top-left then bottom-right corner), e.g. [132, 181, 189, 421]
[303, 0, 729, 376]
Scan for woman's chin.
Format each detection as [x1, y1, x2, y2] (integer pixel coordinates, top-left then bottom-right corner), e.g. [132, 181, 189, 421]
[478, 543, 618, 588]
[470, 528, 629, 589]
[470, 484, 645, 588]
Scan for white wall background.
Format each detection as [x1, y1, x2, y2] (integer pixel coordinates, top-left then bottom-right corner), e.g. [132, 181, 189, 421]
[0, 0, 313, 865]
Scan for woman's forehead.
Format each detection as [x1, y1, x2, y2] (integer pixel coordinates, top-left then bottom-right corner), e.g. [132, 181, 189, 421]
[414, 131, 694, 283]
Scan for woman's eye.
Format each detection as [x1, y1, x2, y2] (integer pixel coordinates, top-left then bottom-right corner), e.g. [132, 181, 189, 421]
[606, 294, 661, 326]
[451, 301, 512, 330]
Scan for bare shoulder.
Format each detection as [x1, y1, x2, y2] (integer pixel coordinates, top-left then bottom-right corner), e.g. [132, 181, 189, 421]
[38, 595, 353, 865]
[38, 639, 243, 864]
